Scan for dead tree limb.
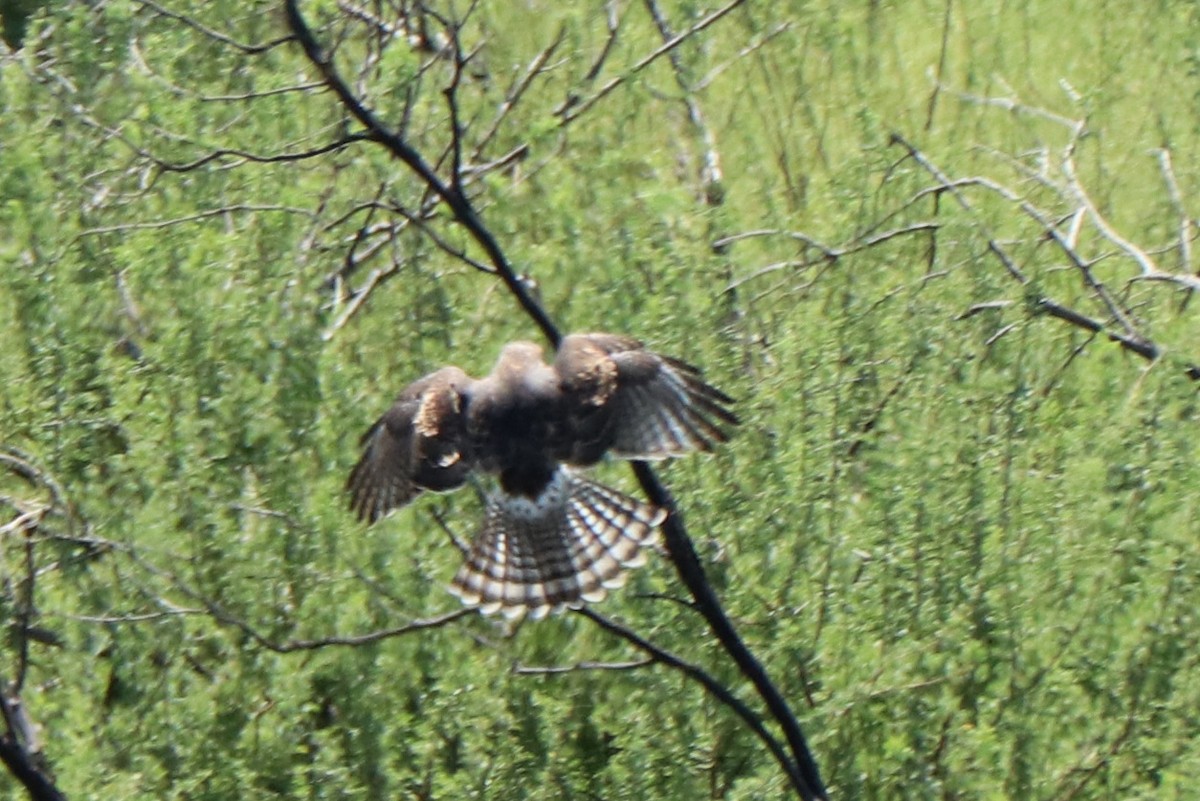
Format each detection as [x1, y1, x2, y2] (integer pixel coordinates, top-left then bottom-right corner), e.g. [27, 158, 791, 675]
[0, 462, 68, 801]
[890, 132, 1200, 382]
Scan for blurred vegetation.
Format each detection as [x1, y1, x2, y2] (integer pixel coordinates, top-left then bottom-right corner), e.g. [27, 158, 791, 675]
[1, 0, 1199, 798]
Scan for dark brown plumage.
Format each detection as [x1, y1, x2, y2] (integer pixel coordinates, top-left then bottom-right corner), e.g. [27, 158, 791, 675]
[347, 332, 737, 618]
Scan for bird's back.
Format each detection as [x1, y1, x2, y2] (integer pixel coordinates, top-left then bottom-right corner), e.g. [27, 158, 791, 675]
[467, 342, 563, 496]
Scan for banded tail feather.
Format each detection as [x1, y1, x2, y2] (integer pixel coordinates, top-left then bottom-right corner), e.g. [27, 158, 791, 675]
[449, 469, 666, 619]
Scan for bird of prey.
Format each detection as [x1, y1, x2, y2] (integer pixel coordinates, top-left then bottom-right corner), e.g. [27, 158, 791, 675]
[347, 332, 737, 619]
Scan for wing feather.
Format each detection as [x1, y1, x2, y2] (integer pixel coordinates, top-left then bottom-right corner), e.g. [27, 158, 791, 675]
[554, 333, 738, 463]
[347, 366, 475, 523]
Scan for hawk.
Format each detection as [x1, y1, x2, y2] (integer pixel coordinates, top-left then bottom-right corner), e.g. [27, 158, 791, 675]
[347, 332, 737, 619]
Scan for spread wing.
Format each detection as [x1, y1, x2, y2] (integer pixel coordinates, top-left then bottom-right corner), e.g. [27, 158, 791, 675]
[347, 366, 475, 523]
[553, 333, 738, 464]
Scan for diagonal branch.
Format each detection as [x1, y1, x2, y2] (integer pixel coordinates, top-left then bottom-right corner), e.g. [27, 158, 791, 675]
[628, 464, 827, 799]
[283, 3, 827, 798]
[283, 0, 557, 344]
[555, 0, 747, 128]
[642, 0, 724, 204]
[0, 735, 66, 801]
[889, 132, 1200, 383]
[577, 608, 810, 795]
[134, 0, 292, 54]
[0, 470, 67, 801]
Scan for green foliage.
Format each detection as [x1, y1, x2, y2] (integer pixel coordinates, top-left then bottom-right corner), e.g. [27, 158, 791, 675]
[2, 0, 1200, 799]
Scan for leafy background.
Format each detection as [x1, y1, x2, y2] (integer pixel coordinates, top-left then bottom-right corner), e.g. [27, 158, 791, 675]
[1, 0, 1199, 798]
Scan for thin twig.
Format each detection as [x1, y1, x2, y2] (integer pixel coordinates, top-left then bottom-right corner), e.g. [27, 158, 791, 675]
[629, 464, 827, 800]
[578, 608, 817, 798]
[584, 0, 623, 81]
[556, 0, 747, 128]
[77, 205, 317, 238]
[285, 0, 557, 344]
[134, 0, 292, 54]
[472, 29, 565, 159]
[924, 0, 953, 131]
[722, 223, 938, 291]
[643, 0, 724, 203]
[890, 132, 1200, 382]
[1156, 147, 1193, 277]
[124, 543, 472, 652]
[512, 657, 653, 675]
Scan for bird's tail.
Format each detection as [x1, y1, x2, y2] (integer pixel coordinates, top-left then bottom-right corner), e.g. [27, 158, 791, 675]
[449, 469, 665, 619]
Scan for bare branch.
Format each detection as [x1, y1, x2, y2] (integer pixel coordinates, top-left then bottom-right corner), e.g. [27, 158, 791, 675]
[957, 300, 1015, 319]
[76, 204, 317, 239]
[285, 0, 557, 344]
[512, 658, 653, 675]
[123, 542, 472, 652]
[556, 0, 747, 128]
[721, 222, 938, 291]
[1156, 147, 1194, 277]
[323, 265, 401, 340]
[923, 0, 953, 131]
[0, 450, 74, 532]
[627, 463, 828, 800]
[134, 0, 293, 54]
[583, 0, 623, 82]
[891, 131, 1200, 381]
[1062, 151, 1158, 277]
[428, 507, 472, 558]
[643, 0, 724, 203]
[948, 80, 1083, 131]
[64, 609, 206, 624]
[156, 135, 371, 172]
[578, 608, 820, 799]
[0, 477, 66, 800]
[0, 725, 65, 801]
[473, 31, 566, 158]
[241, 609, 475, 653]
[693, 21, 791, 92]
